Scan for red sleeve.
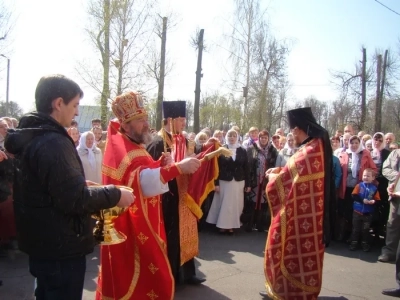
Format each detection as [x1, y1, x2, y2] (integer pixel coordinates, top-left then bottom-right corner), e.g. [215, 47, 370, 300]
[159, 164, 182, 184]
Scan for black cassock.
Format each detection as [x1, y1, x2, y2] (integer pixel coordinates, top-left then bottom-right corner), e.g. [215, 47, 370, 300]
[146, 133, 202, 284]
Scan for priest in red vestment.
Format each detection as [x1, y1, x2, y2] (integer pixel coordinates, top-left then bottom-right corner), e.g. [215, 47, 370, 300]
[96, 91, 201, 300]
[260, 107, 335, 300]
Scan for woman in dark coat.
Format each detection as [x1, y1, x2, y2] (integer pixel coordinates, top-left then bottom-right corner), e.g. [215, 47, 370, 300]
[243, 130, 278, 232]
[371, 132, 390, 237]
[206, 129, 250, 234]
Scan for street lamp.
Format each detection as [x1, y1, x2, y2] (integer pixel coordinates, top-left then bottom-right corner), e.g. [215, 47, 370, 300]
[0, 54, 10, 116]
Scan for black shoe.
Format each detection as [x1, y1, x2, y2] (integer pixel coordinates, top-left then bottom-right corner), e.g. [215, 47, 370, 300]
[378, 253, 394, 262]
[349, 241, 357, 251]
[259, 291, 271, 299]
[186, 276, 206, 285]
[382, 288, 400, 297]
[361, 242, 370, 252]
[0, 280, 2, 286]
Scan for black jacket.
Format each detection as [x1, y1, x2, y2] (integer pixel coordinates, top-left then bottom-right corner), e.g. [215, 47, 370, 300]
[216, 145, 250, 187]
[5, 112, 121, 260]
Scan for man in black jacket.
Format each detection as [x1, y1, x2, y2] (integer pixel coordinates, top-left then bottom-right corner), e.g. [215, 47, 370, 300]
[4, 75, 134, 300]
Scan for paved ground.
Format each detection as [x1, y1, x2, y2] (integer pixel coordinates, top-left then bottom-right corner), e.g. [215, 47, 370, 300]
[0, 229, 396, 300]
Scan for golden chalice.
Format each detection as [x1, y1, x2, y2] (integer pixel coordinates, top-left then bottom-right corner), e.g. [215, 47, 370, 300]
[92, 186, 133, 245]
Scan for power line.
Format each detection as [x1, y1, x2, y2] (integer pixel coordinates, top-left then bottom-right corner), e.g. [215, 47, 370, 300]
[374, 0, 400, 16]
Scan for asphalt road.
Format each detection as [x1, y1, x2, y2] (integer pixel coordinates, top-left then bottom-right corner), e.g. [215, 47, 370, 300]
[0, 229, 396, 300]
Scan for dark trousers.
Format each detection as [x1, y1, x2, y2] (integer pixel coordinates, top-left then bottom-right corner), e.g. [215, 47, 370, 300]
[29, 256, 86, 300]
[350, 211, 372, 244]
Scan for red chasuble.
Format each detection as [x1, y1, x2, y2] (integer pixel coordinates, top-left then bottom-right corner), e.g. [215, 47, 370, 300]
[96, 120, 181, 300]
[264, 138, 325, 300]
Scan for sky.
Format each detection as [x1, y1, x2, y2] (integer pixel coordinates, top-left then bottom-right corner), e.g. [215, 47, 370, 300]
[0, 0, 399, 114]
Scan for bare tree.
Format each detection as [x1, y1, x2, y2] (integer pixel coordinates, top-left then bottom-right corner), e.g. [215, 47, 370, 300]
[0, 0, 13, 50]
[227, 0, 265, 129]
[252, 22, 289, 130]
[78, 0, 155, 128]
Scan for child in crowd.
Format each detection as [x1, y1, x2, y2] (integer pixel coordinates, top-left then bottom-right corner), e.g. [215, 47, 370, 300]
[350, 168, 380, 252]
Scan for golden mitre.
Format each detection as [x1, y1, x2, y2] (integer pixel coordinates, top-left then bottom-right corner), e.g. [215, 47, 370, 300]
[112, 91, 148, 123]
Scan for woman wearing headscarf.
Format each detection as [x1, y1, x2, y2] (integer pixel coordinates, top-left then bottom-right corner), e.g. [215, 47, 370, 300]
[243, 130, 277, 232]
[77, 131, 103, 184]
[371, 132, 390, 238]
[206, 129, 250, 234]
[275, 133, 297, 167]
[194, 132, 208, 147]
[337, 135, 377, 241]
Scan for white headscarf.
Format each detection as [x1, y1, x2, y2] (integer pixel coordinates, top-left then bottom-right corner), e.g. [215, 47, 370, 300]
[77, 131, 96, 170]
[283, 133, 296, 155]
[225, 129, 241, 161]
[346, 136, 363, 178]
[372, 132, 385, 161]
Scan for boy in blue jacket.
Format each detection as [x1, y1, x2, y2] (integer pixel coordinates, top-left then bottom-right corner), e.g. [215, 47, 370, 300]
[350, 168, 381, 251]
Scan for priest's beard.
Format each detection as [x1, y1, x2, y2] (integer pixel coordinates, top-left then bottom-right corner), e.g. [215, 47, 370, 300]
[128, 130, 153, 145]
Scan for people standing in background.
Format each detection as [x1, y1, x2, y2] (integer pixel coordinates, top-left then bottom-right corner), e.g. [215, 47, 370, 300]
[370, 132, 390, 241]
[194, 132, 208, 147]
[336, 135, 377, 242]
[91, 126, 105, 155]
[275, 133, 297, 167]
[385, 133, 396, 150]
[67, 126, 80, 147]
[207, 129, 250, 234]
[245, 130, 277, 232]
[242, 127, 259, 149]
[349, 168, 380, 252]
[76, 131, 102, 184]
[213, 130, 224, 144]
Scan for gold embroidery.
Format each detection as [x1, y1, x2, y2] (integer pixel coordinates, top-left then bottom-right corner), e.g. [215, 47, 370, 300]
[130, 204, 138, 214]
[287, 260, 298, 272]
[312, 158, 321, 170]
[301, 219, 311, 232]
[102, 149, 149, 181]
[149, 197, 158, 207]
[137, 232, 149, 244]
[299, 200, 309, 213]
[298, 182, 309, 194]
[148, 263, 159, 274]
[302, 239, 313, 251]
[147, 290, 159, 300]
[305, 258, 315, 270]
[286, 242, 295, 253]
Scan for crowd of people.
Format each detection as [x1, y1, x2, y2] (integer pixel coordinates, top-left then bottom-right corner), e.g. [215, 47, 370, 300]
[1, 74, 400, 299]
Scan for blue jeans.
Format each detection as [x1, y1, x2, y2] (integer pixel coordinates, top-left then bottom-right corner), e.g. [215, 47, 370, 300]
[29, 256, 86, 300]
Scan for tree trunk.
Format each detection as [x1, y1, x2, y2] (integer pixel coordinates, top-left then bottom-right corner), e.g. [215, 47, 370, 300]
[379, 50, 388, 106]
[374, 54, 382, 132]
[156, 17, 167, 130]
[360, 48, 366, 130]
[101, 0, 111, 129]
[193, 29, 204, 133]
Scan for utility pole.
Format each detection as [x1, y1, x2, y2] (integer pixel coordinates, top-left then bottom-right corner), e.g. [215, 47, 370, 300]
[0, 54, 10, 116]
[156, 17, 167, 130]
[374, 54, 382, 132]
[360, 48, 366, 130]
[193, 29, 204, 133]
